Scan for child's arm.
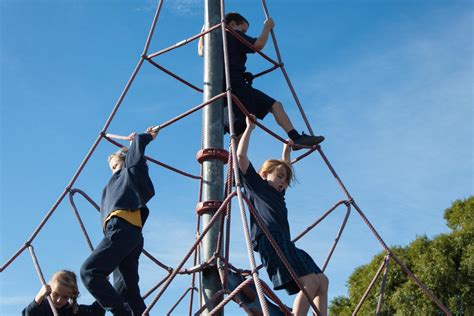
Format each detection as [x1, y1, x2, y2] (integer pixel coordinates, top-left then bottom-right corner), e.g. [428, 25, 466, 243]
[282, 139, 293, 163]
[105, 132, 137, 142]
[254, 18, 275, 51]
[237, 114, 256, 174]
[198, 25, 205, 57]
[34, 284, 51, 305]
[126, 126, 159, 167]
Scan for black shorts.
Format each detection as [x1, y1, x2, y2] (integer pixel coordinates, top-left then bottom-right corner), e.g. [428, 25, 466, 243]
[256, 232, 322, 295]
[230, 80, 275, 135]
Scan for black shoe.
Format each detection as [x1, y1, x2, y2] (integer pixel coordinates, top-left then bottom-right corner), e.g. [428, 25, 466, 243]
[293, 133, 324, 150]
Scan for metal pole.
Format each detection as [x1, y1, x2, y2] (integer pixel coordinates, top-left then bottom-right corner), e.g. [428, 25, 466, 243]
[201, 0, 224, 314]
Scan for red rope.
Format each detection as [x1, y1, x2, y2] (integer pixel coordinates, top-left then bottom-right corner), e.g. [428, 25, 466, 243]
[28, 246, 59, 316]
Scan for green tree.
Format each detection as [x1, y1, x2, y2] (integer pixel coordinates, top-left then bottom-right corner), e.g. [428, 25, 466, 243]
[329, 196, 474, 315]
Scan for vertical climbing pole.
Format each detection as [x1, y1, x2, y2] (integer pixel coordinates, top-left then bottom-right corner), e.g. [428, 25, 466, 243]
[201, 0, 224, 314]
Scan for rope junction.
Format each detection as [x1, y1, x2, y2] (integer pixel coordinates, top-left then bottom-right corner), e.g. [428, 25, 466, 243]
[0, 1, 452, 315]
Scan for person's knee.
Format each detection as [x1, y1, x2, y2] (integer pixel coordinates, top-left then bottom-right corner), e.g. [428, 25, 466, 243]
[299, 274, 319, 297]
[80, 262, 92, 287]
[271, 101, 283, 113]
[317, 273, 329, 293]
[80, 259, 100, 288]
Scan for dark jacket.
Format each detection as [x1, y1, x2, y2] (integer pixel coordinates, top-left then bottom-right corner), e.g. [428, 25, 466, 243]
[100, 133, 155, 226]
[227, 30, 257, 82]
[22, 300, 105, 316]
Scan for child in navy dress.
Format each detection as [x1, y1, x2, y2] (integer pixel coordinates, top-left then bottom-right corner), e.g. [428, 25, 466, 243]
[81, 127, 158, 316]
[23, 270, 104, 316]
[237, 115, 328, 316]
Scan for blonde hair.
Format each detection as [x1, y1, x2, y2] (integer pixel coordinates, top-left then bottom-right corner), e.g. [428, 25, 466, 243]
[50, 270, 80, 314]
[108, 147, 128, 163]
[258, 159, 294, 186]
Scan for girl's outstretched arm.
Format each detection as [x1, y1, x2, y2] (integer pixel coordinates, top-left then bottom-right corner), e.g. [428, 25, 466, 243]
[126, 126, 159, 167]
[107, 125, 158, 146]
[237, 114, 256, 174]
[105, 132, 136, 142]
[282, 139, 294, 163]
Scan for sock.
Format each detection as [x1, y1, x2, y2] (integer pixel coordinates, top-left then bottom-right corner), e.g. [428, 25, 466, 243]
[287, 129, 301, 141]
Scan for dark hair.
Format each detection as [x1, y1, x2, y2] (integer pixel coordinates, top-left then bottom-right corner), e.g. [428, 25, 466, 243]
[225, 12, 249, 27]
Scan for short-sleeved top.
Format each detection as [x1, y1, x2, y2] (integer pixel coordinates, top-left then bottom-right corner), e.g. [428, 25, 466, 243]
[22, 300, 105, 316]
[240, 163, 291, 248]
[100, 133, 155, 227]
[227, 30, 257, 83]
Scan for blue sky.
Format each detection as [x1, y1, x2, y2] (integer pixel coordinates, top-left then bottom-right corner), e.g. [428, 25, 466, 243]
[1, 0, 472, 315]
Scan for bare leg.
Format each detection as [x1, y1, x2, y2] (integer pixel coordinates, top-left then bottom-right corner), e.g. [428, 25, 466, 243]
[292, 273, 329, 316]
[270, 101, 295, 133]
[292, 274, 318, 316]
[313, 274, 328, 316]
[293, 291, 311, 316]
[270, 101, 325, 149]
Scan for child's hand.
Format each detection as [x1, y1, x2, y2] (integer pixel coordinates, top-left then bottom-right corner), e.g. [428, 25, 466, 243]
[35, 284, 52, 304]
[39, 284, 52, 297]
[264, 18, 275, 30]
[147, 126, 159, 140]
[246, 114, 256, 131]
[284, 139, 294, 152]
[125, 132, 136, 142]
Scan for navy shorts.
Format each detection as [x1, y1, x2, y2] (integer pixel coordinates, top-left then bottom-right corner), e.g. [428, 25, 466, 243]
[256, 232, 322, 295]
[230, 80, 275, 135]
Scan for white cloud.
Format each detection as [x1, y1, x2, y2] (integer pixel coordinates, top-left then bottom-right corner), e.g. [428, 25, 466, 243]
[169, 0, 203, 16]
[133, 1, 157, 13]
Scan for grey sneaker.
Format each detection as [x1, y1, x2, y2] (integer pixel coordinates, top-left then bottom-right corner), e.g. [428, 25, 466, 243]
[293, 132, 324, 150]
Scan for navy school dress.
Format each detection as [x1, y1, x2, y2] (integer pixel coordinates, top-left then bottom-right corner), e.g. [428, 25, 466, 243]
[226, 30, 276, 135]
[240, 163, 322, 295]
[22, 300, 104, 316]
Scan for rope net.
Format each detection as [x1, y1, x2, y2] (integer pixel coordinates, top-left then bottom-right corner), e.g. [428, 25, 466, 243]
[0, 1, 452, 315]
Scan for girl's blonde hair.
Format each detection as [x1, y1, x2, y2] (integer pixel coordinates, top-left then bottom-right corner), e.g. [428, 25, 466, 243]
[50, 270, 80, 314]
[108, 147, 128, 163]
[258, 159, 294, 186]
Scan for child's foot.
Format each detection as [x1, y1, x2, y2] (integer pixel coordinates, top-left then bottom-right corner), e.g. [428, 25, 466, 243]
[293, 132, 324, 150]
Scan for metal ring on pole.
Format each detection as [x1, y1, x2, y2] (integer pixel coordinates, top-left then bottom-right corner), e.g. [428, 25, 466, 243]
[196, 148, 229, 164]
[196, 200, 223, 216]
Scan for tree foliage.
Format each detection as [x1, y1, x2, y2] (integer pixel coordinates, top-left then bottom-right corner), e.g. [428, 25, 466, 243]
[329, 196, 474, 315]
